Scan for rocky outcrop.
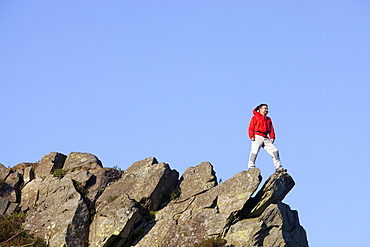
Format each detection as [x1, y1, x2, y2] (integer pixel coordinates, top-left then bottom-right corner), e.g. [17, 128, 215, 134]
[19, 152, 123, 246]
[0, 152, 308, 247]
[225, 202, 308, 247]
[22, 176, 90, 247]
[178, 161, 217, 200]
[94, 157, 179, 211]
[34, 152, 66, 178]
[134, 167, 262, 247]
[64, 152, 103, 170]
[0, 163, 24, 217]
[0, 163, 10, 179]
[0, 170, 21, 203]
[89, 157, 179, 246]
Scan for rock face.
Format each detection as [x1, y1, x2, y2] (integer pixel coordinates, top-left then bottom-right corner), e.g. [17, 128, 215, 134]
[0, 152, 309, 247]
[22, 176, 90, 247]
[178, 161, 218, 200]
[225, 202, 308, 247]
[64, 152, 103, 170]
[89, 157, 179, 247]
[134, 167, 262, 247]
[34, 152, 67, 178]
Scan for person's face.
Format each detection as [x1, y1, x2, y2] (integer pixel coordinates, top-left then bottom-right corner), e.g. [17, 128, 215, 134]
[259, 105, 268, 115]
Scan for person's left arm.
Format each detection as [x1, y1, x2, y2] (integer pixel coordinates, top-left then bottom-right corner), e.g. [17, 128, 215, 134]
[269, 119, 276, 143]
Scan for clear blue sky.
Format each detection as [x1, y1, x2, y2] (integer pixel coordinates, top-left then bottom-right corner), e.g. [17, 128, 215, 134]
[1, 1, 369, 246]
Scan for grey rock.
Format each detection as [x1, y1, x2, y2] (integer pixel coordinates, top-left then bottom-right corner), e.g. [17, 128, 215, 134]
[246, 171, 295, 218]
[179, 161, 217, 200]
[10, 152, 308, 247]
[34, 152, 67, 178]
[259, 202, 308, 247]
[4, 202, 19, 216]
[0, 163, 11, 180]
[0, 196, 10, 215]
[135, 167, 261, 247]
[65, 167, 122, 208]
[33, 152, 122, 209]
[65, 170, 92, 189]
[226, 202, 308, 247]
[23, 166, 34, 183]
[224, 217, 259, 246]
[12, 163, 36, 184]
[89, 194, 142, 247]
[84, 168, 122, 204]
[19, 177, 42, 211]
[23, 176, 90, 247]
[64, 152, 102, 170]
[90, 157, 179, 246]
[96, 157, 179, 211]
[0, 171, 22, 202]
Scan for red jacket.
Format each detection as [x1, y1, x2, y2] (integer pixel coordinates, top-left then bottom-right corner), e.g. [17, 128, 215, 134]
[248, 109, 276, 139]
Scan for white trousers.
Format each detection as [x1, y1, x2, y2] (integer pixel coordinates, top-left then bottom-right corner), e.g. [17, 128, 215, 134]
[248, 134, 282, 169]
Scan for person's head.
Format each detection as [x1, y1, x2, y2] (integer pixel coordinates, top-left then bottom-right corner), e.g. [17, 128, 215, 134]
[255, 103, 268, 115]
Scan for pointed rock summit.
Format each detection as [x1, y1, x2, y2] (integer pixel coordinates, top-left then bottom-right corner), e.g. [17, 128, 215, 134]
[0, 152, 308, 247]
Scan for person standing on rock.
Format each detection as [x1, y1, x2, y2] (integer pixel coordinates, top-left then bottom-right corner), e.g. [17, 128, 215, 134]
[248, 103, 286, 172]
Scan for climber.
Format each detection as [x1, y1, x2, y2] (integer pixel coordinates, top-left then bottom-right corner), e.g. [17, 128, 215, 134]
[248, 103, 286, 172]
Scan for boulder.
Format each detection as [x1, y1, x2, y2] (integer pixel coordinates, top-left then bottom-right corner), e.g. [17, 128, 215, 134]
[0, 171, 22, 202]
[259, 202, 308, 247]
[95, 157, 179, 211]
[65, 167, 122, 208]
[90, 157, 179, 246]
[23, 166, 34, 183]
[88, 194, 143, 247]
[19, 178, 42, 211]
[179, 161, 217, 200]
[0, 163, 11, 180]
[64, 152, 102, 170]
[12, 162, 36, 184]
[245, 171, 295, 218]
[22, 176, 90, 247]
[134, 167, 262, 247]
[34, 152, 67, 178]
[225, 202, 309, 247]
